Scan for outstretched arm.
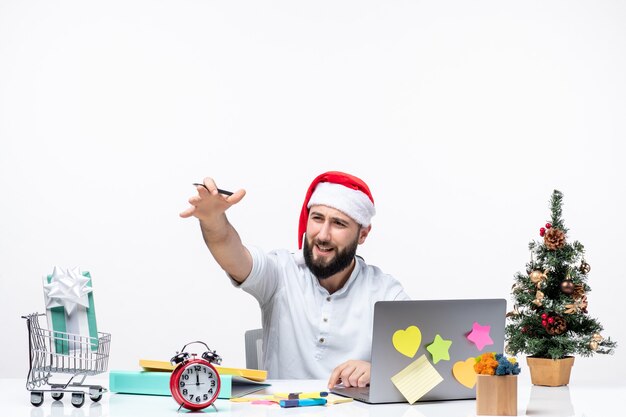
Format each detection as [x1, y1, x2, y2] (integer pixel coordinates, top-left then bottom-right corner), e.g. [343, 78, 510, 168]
[180, 177, 252, 283]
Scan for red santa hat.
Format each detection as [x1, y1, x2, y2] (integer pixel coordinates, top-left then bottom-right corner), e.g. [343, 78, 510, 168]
[298, 171, 376, 249]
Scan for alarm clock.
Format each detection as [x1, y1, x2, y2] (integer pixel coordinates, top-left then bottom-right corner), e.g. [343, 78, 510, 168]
[169, 341, 222, 411]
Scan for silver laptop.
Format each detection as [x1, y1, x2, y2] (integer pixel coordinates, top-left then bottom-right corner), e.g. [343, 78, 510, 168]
[331, 299, 506, 404]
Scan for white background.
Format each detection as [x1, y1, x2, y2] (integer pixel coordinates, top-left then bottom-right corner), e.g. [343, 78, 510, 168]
[1, 0, 624, 385]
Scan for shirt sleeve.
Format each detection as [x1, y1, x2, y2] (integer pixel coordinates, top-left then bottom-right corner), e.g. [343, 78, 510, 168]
[228, 245, 281, 306]
[394, 288, 411, 301]
[383, 274, 411, 301]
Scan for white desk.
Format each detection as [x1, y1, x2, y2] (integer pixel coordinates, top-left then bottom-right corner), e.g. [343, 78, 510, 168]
[1, 377, 624, 417]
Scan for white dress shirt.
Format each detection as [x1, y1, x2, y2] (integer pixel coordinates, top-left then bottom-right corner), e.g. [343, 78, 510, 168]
[231, 245, 410, 379]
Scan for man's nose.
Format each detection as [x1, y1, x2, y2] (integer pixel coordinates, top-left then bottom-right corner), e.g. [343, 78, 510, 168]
[317, 221, 332, 242]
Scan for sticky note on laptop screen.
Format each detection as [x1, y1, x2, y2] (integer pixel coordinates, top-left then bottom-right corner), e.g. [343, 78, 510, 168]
[390, 354, 443, 404]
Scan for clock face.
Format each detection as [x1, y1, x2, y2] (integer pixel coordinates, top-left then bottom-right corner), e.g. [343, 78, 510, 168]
[177, 363, 219, 406]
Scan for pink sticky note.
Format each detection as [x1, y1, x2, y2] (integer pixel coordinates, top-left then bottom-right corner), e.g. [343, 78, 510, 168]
[466, 322, 493, 351]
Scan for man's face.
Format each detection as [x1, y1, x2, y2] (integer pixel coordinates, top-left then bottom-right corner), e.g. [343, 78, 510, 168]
[302, 205, 368, 279]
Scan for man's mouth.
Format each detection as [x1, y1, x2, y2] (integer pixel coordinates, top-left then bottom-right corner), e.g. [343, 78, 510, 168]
[315, 244, 335, 255]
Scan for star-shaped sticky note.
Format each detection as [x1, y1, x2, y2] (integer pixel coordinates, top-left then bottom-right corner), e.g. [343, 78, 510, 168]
[426, 334, 452, 364]
[466, 322, 493, 351]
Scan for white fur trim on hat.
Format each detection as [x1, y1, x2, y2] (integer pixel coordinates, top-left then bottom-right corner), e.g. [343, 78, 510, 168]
[307, 182, 376, 226]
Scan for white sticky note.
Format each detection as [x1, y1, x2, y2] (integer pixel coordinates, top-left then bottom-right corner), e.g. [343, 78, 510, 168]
[390, 354, 444, 404]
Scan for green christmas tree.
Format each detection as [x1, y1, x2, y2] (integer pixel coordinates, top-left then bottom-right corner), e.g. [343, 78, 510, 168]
[505, 190, 616, 359]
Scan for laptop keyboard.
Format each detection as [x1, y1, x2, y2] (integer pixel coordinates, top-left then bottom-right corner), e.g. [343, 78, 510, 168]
[332, 386, 370, 402]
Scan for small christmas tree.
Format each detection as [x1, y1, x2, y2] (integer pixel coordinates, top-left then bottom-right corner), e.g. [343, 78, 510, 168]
[505, 190, 616, 359]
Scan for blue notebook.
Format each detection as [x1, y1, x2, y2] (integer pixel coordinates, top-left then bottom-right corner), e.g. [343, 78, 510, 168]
[109, 371, 270, 399]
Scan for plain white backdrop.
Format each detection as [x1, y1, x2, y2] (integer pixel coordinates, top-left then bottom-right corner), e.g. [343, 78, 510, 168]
[1, 1, 624, 387]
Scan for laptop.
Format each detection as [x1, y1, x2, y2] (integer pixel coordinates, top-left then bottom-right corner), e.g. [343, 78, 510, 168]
[331, 299, 506, 404]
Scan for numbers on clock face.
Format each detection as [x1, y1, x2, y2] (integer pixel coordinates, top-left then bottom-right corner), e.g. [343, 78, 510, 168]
[177, 363, 218, 404]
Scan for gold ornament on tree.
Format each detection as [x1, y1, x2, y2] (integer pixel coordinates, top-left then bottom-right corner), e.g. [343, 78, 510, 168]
[589, 333, 603, 351]
[544, 227, 566, 250]
[506, 304, 520, 318]
[564, 295, 588, 314]
[532, 290, 545, 307]
[530, 269, 548, 288]
[579, 259, 591, 274]
[560, 279, 575, 295]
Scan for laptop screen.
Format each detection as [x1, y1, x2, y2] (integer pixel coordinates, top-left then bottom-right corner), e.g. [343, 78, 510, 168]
[343, 299, 506, 404]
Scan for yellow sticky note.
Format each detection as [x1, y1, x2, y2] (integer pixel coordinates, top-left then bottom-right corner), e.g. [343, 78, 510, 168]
[390, 354, 443, 404]
[452, 357, 477, 389]
[325, 394, 354, 405]
[392, 325, 422, 358]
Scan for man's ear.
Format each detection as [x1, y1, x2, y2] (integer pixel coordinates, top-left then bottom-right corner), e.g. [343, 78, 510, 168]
[358, 225, 372, 245]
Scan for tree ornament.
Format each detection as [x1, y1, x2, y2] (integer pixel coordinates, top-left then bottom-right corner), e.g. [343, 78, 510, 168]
[531, 290, 544, 307]
[579, 260, 591, 274]
[560, 279, 575, 295]
[539, 227, 546, 237]
[511, 283, 523, 294]
[589, 333, 603, 351]
[564, 295, 588, 314]
[541, 313, 548, 320]
[506, 305, 520, 318]
[544, 227, 566, 250]
[579, 296, 589, 313]
[572, 284, 586, 300]
[529, 269, 548, 288]
[545, 223, 552, 229]
[545, 315, 567, 335]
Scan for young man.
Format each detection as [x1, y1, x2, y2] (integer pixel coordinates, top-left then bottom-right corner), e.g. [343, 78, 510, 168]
[180, 171, 409, 389]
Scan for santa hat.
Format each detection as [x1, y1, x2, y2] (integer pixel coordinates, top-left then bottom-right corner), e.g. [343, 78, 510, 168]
[298, 171, 375, 249]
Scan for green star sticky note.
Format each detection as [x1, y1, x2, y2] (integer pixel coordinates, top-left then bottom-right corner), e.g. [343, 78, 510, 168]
[426, 334, 452, 364]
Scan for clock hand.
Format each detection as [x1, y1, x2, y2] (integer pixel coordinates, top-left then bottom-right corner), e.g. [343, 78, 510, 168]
[196, 373, 200, 386]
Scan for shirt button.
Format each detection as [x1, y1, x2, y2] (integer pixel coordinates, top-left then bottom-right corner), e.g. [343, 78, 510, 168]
[326, 297, 331, 302]
[319, 338, 325, 343]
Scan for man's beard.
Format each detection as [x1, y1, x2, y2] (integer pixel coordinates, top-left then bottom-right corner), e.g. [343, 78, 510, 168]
[303, 234, 359, 280]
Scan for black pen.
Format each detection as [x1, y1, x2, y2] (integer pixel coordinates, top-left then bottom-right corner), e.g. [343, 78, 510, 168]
[193, 183, 234, 196]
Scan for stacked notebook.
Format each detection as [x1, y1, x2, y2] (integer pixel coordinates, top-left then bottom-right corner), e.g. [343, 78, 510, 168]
[109, 360, 270, 399]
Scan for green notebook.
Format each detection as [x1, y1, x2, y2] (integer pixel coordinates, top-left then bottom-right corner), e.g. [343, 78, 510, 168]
[109, 371, 270, 399]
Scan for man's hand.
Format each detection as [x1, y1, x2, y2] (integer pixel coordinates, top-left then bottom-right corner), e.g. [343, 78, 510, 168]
[180, 177, 252, 282]
[327, 360, 371, 389]
[180, 177, 246, 223]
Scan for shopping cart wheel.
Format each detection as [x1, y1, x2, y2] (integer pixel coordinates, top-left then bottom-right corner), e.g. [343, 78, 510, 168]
[30, 391, 44, 407]
[71, 392, 85, 408]
[51, 391, 64, 401]
[89, 386, 103, 402]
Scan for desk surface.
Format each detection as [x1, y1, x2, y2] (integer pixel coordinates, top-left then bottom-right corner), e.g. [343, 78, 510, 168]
[1, 377, 624, 417]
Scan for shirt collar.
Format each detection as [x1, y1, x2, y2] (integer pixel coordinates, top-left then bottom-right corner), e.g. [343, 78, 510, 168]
[308, 255, 362, 297]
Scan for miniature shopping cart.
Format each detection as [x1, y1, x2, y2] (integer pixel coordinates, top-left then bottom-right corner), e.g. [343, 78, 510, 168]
[22, 313, 111, 408]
